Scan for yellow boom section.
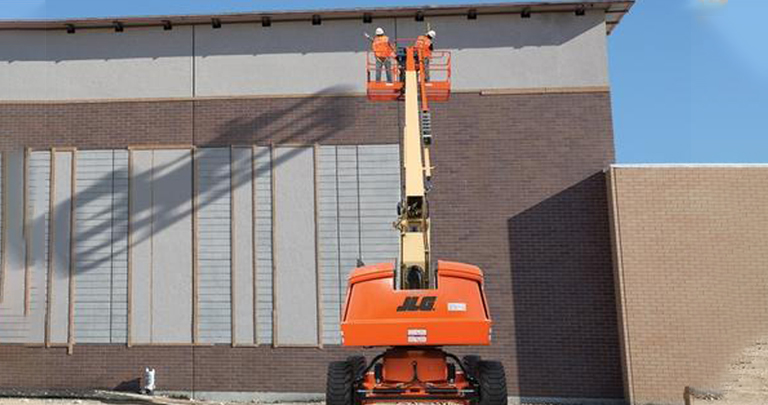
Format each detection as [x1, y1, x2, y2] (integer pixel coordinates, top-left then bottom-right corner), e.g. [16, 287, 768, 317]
[396, 48, 432, 290]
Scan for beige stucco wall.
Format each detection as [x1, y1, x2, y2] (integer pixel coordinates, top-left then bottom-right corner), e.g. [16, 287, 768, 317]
[0, 10, 608, 100]
[0, 27, 194, 100]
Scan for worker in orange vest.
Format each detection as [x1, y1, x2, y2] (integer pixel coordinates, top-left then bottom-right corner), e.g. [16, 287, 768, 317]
[371, 27, 395, 83]
[414, 30, 436, 82]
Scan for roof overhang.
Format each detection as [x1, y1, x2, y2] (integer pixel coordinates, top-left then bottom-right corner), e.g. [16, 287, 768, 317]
[0, 1, 634, 34]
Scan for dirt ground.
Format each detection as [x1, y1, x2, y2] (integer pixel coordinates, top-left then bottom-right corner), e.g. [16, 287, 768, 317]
[711, 338, 768, 405]
[687, 338, 768, 405]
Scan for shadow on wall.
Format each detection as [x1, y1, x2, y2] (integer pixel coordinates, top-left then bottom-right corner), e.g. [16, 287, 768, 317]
[31, 85, 357, 277]
[395, 12, 601, 51]
[0, 13, 602, 62]
[507, 172, 624, 399]
[208, 84, 357, 145]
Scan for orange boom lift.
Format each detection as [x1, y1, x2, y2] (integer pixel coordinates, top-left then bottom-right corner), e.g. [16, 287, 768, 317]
[325, 42, 507, 405]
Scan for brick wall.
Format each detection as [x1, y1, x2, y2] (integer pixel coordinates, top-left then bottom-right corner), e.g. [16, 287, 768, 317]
[429, 93, 621, 399]
[0, 102, 195, 151]
[608, 166, 768, 405]
[0, 91, 623, 400]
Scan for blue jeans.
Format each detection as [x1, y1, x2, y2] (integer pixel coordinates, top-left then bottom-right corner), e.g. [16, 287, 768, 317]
[376, 58, 392, 83]
[418, 57, 430, 82]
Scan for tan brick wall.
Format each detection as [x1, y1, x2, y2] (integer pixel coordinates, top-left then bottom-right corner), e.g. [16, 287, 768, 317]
[608, 166, 768, 405]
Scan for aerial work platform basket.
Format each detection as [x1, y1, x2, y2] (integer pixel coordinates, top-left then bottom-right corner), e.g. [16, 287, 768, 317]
[366, 46, 451, 102]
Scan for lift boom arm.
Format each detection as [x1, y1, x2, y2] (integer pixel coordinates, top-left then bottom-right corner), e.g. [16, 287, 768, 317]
[397, 47, 434, 289]
[328, 41, 505, 405]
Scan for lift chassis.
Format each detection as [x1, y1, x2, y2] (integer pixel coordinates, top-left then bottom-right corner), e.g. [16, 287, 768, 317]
[326, 43, 507, 405]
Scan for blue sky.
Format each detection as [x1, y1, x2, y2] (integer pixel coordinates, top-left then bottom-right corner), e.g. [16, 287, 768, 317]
[2, 0, 766, 163]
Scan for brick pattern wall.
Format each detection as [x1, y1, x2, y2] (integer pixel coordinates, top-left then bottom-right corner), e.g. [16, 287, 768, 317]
[0, 102, 194, 151]
[0, 92, 622, 399]
[608, 167, 768, 405]
[429, 93, 621, 399]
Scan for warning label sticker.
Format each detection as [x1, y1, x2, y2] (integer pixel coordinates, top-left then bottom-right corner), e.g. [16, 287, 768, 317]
[407, 329, 427, 343]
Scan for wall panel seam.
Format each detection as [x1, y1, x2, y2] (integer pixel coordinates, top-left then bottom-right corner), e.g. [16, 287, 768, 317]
[67, 149, 77, 355]
[230, 147, 237, 347]
[355, 147, 362, 263]
[149, 151, 155, 344]
[314, 144, 323, 348]
[334, 147, 343, 327]
[23, 148, 31, 316]
[108, 150, 116, 343]
[45, 149, 56, 347]
[192, 148, 199, 344]
[127, 150, 133, 347]
[251, 146, 258, 346]
[0, 152, 7, 304]
[270, 144, 277, 348]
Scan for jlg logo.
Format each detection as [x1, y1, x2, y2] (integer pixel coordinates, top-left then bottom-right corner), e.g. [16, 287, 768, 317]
[396, 296, 437, 312]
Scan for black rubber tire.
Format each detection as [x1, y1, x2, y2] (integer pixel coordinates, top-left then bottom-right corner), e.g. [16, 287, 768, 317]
[347, 356, 367, 379]
[326, 361, 354, 405]
[477, 360, 508, 405]
[463, 355, 482, 379]
[346, 356, 366, 405]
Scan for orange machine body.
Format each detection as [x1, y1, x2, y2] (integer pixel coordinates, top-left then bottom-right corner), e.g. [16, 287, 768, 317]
[341, 260, 492, 347]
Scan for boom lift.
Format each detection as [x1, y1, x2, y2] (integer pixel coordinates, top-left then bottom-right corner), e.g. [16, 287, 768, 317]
[325, 42, 507, 405]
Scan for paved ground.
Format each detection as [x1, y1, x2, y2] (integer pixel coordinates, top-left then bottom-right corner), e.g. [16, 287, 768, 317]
[0, 398, 464, 405]
[0, 400, 468, 405]
[0, 401, 110, 405]
[0, 400, 263, 405]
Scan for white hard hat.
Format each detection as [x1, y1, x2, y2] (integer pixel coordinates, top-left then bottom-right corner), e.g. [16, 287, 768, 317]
[375, 27, 384, 35]
[427, 30, 436, 38]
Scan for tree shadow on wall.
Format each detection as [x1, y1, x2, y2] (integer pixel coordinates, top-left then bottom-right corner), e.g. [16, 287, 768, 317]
[205, 84, 359, 146]
[506, 172, 624, 400]
[32, 85, 357, 283]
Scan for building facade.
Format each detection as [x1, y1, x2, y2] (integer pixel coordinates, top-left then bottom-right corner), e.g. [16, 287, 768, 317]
[0, 1, 691, 404]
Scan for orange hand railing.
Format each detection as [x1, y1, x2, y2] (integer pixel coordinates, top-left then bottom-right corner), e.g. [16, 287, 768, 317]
[365, 48, 451, 102]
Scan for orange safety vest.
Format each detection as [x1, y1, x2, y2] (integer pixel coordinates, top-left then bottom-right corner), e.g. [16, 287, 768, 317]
[372, 35, 394, 59]
[414, 35, 432, 58]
